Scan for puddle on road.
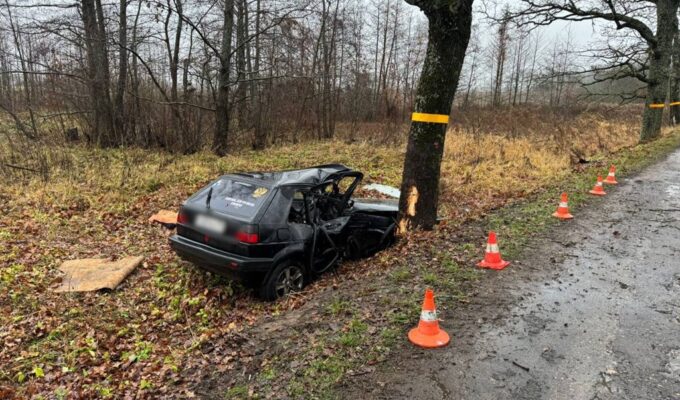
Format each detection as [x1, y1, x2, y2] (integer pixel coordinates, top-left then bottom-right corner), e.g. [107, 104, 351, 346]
[664, 185, 680, 209]
[666, 349, 680, 379]
[665, 185, 680, 197]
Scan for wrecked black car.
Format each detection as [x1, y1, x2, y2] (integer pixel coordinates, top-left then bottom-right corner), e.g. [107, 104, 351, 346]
[169, 164, 397, 300]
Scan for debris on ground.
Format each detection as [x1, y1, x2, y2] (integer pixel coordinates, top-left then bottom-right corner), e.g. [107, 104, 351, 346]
[364, 183, 401, 198]
[53, 256, 144, 292]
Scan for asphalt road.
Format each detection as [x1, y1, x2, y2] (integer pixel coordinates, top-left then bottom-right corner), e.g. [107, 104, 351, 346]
[348, 151, 680, 399]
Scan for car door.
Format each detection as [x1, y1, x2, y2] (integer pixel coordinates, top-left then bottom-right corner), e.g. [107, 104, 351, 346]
[333, 171, 363, 214]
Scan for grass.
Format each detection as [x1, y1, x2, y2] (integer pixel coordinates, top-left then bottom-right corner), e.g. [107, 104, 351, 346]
[486, 128, 680, 259]
[1, 107, 679, 397]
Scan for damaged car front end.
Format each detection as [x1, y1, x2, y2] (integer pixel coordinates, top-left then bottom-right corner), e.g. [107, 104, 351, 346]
[169, 164, 397, 300]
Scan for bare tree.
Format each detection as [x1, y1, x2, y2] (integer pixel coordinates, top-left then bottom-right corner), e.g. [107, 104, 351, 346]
[81, 0, 117, 146]
[251, 0, 266, 149]
[4, 0, 38, 139]
[461, 24, 481, 108]
[213, 0, 235, 156]
[506, 0, 679, 141]
[491, 10, 510, 106]
[114, 0, 128, 142]
[524, 30, 542, 103]
[670, 29, 680, 124]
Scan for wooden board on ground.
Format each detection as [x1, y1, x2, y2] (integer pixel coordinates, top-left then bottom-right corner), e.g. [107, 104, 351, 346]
[53, 256, 144, 293]
[148, 209, 178, 228]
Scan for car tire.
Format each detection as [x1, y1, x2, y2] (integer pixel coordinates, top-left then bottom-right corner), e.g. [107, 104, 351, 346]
[259, 260, 305, 301]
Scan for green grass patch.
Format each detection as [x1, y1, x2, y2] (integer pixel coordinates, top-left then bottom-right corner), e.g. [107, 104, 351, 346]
[338, 318, 369, 348]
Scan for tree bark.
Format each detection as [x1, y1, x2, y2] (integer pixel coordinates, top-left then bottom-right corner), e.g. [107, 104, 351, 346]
[397, 0, 474, 231]
[213, 0, 234, 155]
[671, 31, 680, 124]
[640, 0, 679, 142]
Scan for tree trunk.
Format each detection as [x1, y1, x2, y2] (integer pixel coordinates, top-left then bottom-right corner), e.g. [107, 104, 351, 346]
[81, 0, 117, 147]
[130, 0, 142, 145]
[164, 0, 183, 102]
[322, 0, 340, 139]
[397, 0, 473, 231]
[251, 0, 265, 149]
[235, 0, 248, 131]
[114, 0, 128, 143]
[670, 31, 680, 124]
[640, 0, 679, 142]
[492, 16, 509, 107]
[213, 0, 234, 155]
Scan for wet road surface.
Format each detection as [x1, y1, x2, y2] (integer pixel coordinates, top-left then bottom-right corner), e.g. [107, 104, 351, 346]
[347, 151, 680, 399]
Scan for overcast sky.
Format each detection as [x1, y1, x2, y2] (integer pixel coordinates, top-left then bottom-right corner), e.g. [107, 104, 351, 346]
[399, 0, 599, 54]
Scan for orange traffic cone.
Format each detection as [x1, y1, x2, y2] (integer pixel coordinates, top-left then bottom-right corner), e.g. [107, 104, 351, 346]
[603, 165, 618, 184]
[477, 231, 510, 270]
[589, 176, 606, 196]
[408, 289, 450, 348]
[552, 192, 574, 219]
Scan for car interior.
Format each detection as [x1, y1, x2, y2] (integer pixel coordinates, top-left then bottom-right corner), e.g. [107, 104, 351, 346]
[287, 173, 361, 224]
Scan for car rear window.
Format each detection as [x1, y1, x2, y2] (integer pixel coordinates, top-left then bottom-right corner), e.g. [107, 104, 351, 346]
[189, 178, 271, 219]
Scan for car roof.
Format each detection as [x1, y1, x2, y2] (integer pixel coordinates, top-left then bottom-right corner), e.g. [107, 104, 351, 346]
[225, 164, 353, 188]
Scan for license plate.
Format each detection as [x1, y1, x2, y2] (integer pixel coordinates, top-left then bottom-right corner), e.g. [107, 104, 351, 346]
[194, 214, 226, 233]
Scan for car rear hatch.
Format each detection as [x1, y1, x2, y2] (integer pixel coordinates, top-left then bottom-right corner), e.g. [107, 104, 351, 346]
[177, 177, 273, 258]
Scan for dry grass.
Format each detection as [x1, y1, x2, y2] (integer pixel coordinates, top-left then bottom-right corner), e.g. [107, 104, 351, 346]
[439, 106, 643, 219]
[0, 105, 648, 221]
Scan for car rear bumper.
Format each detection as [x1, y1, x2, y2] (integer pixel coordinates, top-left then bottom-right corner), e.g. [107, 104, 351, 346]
[169, 235, 274, 275]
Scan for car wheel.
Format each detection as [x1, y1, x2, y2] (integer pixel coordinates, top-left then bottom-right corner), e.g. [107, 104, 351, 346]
[259, 261, 305, 301]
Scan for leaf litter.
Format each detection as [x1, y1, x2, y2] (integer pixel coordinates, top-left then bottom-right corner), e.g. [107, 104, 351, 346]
[1, 129, 680, 398]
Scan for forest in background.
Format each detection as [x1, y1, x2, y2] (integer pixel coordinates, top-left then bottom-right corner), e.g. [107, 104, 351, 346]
[0, 0, 648, 163]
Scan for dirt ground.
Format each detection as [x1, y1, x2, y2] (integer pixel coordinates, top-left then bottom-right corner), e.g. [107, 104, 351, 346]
[340, 151, 680, 398]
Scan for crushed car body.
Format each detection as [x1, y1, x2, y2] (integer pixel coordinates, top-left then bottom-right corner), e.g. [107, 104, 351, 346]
[169, 164, 397, 300]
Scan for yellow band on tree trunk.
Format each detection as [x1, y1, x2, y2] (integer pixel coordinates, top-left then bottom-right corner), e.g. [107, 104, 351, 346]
[649, 103, 665, 109]
[411, 112, 450, 124]
[670, 101, 680, 106]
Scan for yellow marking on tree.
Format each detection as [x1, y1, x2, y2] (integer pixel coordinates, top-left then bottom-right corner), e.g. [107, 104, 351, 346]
[649, 103, 665, 109]
[411, 112, 450, 124]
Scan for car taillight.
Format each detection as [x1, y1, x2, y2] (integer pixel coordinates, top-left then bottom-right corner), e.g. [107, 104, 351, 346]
[236, 231, 259, 244]
[177, 211, 188, 224]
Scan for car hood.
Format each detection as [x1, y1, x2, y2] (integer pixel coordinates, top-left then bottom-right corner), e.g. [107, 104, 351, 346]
[352, 198, 399, 214]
